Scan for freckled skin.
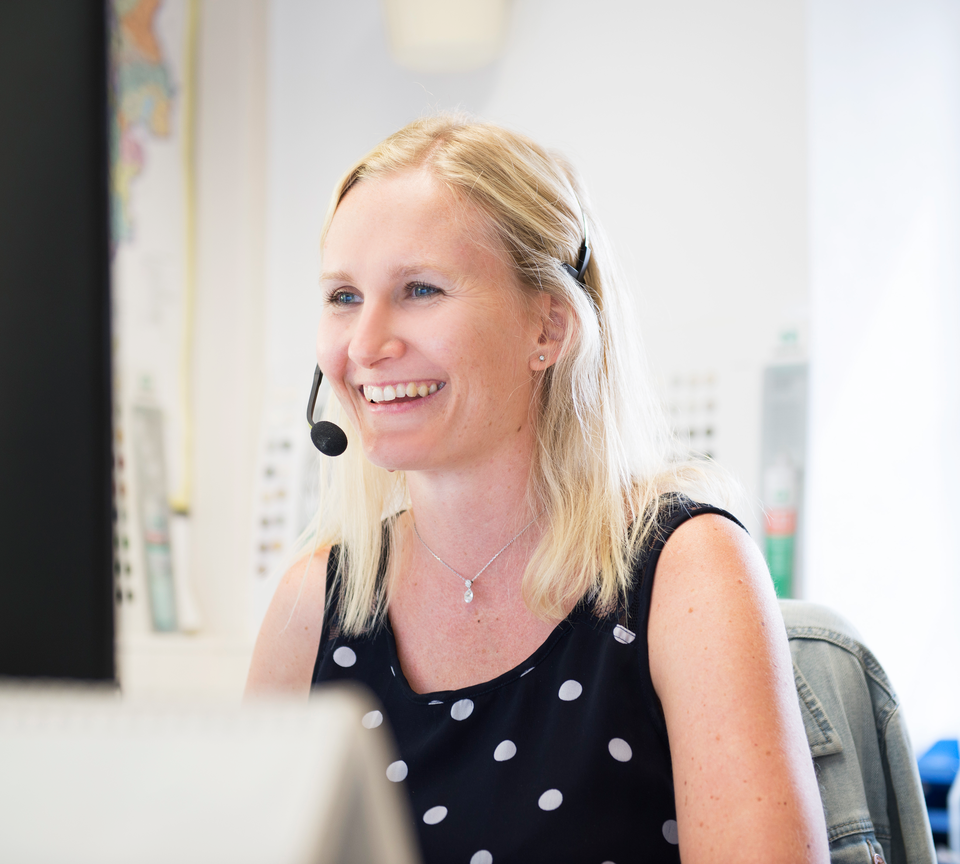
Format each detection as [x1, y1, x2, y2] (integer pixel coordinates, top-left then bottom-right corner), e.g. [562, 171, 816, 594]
[650, 514, 830, 863]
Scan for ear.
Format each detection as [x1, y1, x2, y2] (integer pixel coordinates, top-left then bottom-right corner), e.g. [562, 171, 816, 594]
[529, 292, 570, 370]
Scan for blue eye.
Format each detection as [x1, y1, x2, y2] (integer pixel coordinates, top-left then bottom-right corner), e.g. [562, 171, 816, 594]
[410, 282, 440, 298]
[328, 290, 361, 305]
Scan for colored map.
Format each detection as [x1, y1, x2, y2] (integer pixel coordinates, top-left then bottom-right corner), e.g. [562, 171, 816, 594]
[109, 0, 175, 251]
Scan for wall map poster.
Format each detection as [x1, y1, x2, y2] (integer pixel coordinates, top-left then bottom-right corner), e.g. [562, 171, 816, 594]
[109, 0, 200, 634]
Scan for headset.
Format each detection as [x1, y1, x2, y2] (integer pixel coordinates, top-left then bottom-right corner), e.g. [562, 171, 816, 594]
[305, 366, 348, 456]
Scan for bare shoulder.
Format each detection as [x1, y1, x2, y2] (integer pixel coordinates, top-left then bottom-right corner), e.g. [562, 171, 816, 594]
[648, 513, 829, 863]
[244, 546, 330, 699]
[649, 513, 777, 649]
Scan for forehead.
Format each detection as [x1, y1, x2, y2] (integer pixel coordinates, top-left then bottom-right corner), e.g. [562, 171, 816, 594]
[322, 170, 505, 279]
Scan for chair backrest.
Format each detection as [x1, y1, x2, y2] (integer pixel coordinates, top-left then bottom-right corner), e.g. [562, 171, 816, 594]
[779, 599, 936, 864]
[0, 681, 422, 864]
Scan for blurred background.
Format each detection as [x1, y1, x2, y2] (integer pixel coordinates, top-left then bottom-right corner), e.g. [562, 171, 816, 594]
[3, 0, 959, 759]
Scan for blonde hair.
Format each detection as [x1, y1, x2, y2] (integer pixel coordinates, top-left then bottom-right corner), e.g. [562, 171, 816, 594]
[302, 114, 734, 635]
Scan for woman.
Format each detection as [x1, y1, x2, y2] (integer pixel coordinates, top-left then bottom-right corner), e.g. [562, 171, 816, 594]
[247, 115, 829, 863]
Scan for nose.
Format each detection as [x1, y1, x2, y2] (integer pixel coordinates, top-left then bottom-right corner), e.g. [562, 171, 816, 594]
[347, 298, 405, 369]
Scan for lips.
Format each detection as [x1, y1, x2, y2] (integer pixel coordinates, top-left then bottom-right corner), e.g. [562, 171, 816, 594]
[362, 381, 445, 403]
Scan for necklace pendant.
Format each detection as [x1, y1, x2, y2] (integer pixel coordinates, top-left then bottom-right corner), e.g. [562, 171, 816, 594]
[413, 514, 543, 609]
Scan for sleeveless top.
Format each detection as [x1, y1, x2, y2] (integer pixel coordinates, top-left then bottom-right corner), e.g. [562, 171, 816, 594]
[312, 499, 743, 864]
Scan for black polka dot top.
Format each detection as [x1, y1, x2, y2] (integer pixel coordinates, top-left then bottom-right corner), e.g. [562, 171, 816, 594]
[312, 499, 743, 864]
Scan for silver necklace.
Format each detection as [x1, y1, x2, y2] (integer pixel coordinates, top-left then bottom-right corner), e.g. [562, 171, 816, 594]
[413, 513, 541, 604]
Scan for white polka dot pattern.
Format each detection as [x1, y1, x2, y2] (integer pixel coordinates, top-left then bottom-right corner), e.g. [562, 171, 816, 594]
[423, 805, 448, 825]
[538, 788, 563, 810]
[662, 819, 679, 844]
[558, 679, 582, 701]
[361, 710, 382, 729]
[386, 760, 408, 782]
[312, 505, 723, 861]
[332, 646, 356, 667]
[450, 698, 474, 720]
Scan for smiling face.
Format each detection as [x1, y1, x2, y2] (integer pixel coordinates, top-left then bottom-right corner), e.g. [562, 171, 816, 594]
[316, 169, 547, 474]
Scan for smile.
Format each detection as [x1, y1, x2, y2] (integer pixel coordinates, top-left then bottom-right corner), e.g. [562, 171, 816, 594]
[362, 381, 445, 404]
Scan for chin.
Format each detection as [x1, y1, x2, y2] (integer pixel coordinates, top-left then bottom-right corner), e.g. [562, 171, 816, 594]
[360, 438, 435, 473]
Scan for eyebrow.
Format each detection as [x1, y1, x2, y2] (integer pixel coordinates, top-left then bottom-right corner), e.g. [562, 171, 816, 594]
[318, 269, 351, 284]
[319, 263, 450, 284]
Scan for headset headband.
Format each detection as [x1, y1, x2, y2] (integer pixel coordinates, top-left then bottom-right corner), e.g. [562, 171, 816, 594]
[561, 239, 591, 286]
[560, 190, 591, 287]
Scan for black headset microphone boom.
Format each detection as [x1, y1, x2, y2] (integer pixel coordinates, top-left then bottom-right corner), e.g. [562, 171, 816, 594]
[306, 365, 348, 457]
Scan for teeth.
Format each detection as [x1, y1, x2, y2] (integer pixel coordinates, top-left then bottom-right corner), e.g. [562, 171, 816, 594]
[365, 382, 443, 403]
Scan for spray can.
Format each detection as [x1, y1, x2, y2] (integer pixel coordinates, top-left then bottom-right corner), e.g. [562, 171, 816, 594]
[764, 454, 797, 598]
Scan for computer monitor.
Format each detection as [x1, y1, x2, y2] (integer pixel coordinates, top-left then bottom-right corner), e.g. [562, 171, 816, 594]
[0, 681, 422, 863]
[0, 1, 114, 678]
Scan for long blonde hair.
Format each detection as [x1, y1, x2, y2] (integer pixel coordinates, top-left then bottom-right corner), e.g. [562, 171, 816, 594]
[302, 114, 733, 635]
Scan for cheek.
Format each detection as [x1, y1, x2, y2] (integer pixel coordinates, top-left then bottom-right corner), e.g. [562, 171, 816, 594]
[315, 317, 346, 372]
[474, 322, 532, 372]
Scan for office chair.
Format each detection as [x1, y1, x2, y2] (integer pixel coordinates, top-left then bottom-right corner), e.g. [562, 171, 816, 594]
[780, 599, 937, 864]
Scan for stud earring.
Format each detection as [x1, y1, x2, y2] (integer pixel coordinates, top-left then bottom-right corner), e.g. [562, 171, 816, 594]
[539, 355, 545, 362]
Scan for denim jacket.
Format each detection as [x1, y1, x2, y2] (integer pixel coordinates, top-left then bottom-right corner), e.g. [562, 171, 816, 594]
[779, 600, 937, 864]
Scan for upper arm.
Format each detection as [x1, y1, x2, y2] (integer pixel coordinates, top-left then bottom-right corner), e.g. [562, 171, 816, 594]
[244, 546, 330, 699]
[648, 514, 828, 863]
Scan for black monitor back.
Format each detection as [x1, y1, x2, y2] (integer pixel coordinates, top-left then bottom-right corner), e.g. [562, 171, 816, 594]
[0, 1, 114, 680]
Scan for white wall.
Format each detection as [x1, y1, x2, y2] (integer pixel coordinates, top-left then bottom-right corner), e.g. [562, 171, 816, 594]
[148, 1, 960, 751]
[806, 0, 960, 751]
[265, 0, 809, 542]
[263, 0, 960, 749]
[191, 0, 268, 643]
[129, 0, 960, 750]
[119, 0, 268, 697]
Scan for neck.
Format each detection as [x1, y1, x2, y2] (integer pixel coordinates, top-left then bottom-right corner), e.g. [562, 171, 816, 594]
[404, 445, 540, 576]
